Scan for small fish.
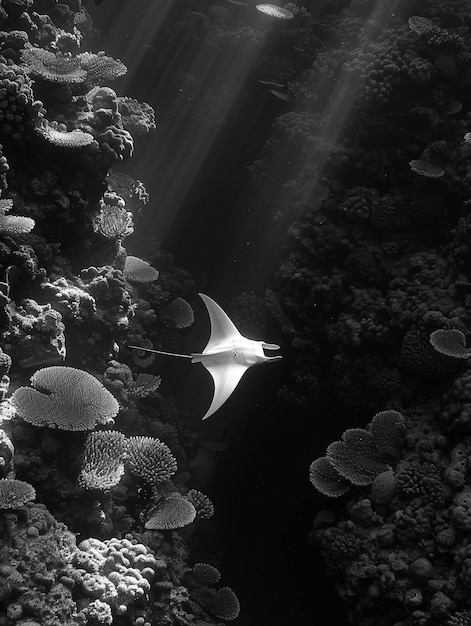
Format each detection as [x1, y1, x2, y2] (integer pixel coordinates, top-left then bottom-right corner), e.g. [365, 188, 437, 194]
[259, 79, 286, 88]
[130, 293, 282, 420]
[443, 100, 462, 117]
[270, 89, 291, 101]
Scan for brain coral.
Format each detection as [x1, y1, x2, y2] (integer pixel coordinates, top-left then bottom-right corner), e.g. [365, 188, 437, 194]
[11, 366, 120, 430]
[73, 536, 156, 615]
[98, 125, 134, 163]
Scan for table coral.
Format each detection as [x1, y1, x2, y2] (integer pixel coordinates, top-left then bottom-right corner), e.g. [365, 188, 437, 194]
[35, 118, 94, 148]
[0, 477, 35, 508]
[145, 496, 196, 530]
[123, 255, 159, 284]
[11, 365, 119, 430]
[0, 196, 35, 235]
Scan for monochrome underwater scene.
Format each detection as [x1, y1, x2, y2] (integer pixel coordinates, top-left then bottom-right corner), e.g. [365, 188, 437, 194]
[2, 0, 471, 625]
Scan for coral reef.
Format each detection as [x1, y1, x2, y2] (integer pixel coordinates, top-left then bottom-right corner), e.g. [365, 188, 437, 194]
[0, 3, 237, 625]
[250, 1, 471, 624]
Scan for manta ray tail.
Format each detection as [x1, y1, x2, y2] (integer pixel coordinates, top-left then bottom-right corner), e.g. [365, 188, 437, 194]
[128, 346, 193, 359]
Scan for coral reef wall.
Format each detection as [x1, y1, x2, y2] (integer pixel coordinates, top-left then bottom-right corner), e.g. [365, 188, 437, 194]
[234, 0, 471, 625]
[0, 1, 240, 625]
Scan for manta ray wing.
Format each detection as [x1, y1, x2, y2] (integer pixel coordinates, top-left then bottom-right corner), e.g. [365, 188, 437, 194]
[198, 360, 249, 420]
[199, 293, 242, 353]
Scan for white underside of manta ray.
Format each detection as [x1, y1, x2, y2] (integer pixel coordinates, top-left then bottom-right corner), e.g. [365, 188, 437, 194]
[129, 293, 282, 420]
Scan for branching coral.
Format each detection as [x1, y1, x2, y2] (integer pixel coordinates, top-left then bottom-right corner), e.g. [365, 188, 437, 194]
[186, 489, 214, 520]
[78, 430, 127, 490]
[93, 191, 134, 240]
[125, 436, 178, 485]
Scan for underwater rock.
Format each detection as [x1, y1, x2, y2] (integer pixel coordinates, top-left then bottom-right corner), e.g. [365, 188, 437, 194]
[5, 299, 66, 368]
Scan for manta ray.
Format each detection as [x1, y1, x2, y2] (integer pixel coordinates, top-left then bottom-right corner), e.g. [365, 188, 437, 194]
[129, 293, 282, 419]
